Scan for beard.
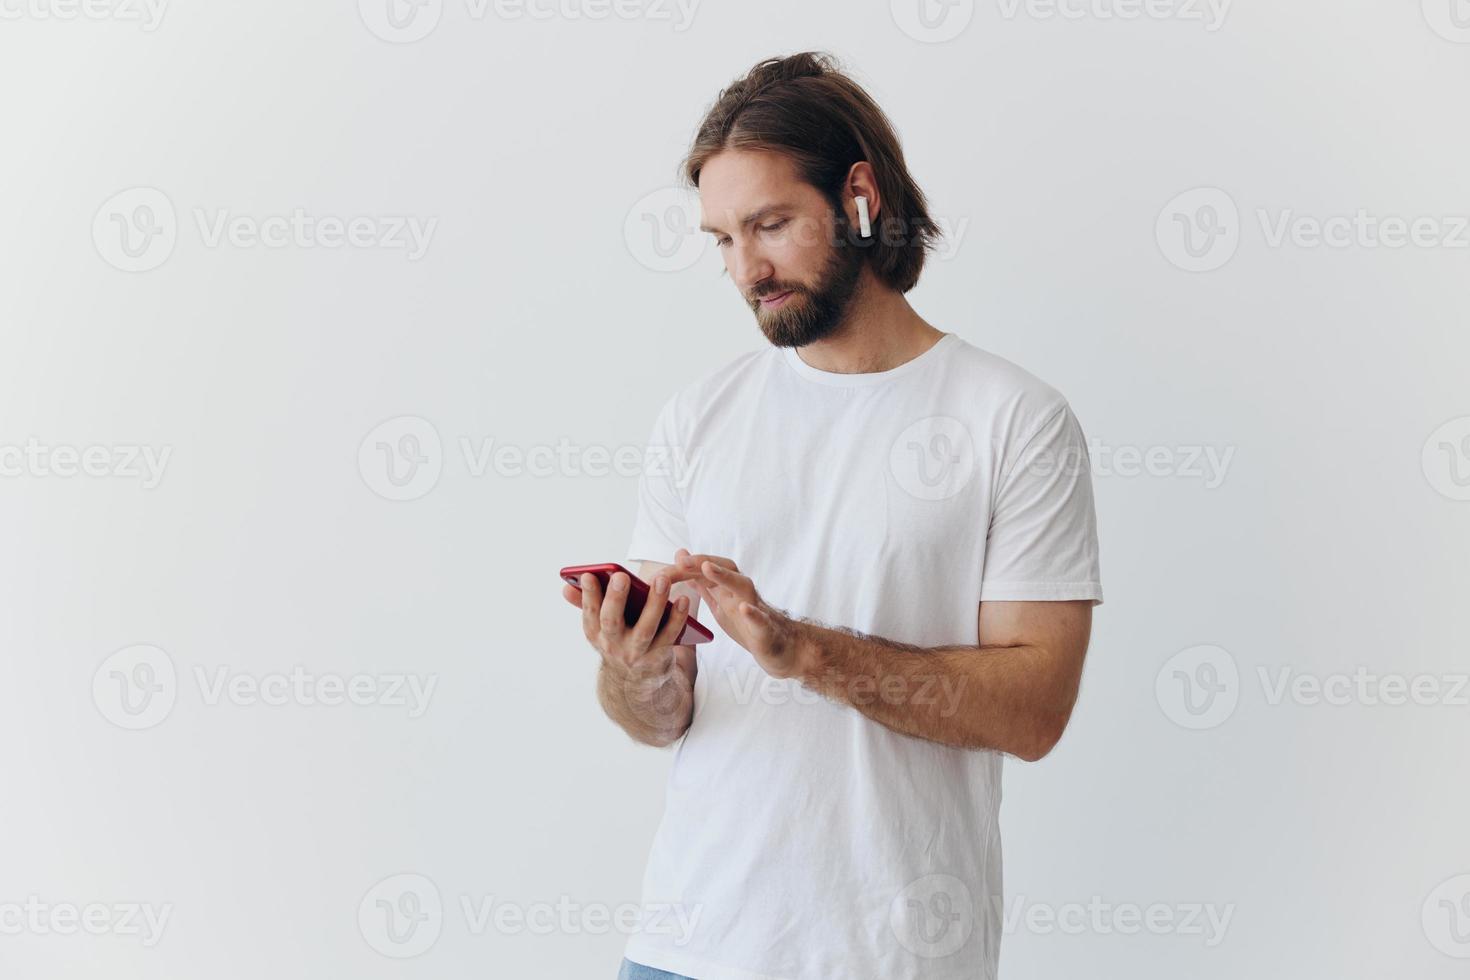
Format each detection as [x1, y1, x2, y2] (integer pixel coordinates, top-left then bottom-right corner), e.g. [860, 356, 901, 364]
[747, 208, 867, 348]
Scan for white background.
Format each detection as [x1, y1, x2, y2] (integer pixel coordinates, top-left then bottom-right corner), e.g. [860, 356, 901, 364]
[2, 1, 1468, 977]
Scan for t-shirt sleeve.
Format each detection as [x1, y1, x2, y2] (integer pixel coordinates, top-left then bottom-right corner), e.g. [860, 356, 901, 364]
[979, 401, 1104, 604]
[625, 397, 690, 568]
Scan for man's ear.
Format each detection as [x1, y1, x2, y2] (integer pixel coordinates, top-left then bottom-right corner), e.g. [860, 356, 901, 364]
[844, 161, 880, 225]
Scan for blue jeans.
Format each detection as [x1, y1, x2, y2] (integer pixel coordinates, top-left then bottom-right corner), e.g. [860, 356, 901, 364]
[618, 957, 694, 980]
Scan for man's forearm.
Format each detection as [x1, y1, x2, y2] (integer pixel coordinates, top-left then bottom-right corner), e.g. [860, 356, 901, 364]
[596, 655, 693, 748]
[790, 623, 1080, 760]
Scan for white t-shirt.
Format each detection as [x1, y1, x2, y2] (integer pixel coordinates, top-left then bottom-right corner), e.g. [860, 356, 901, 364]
[622, 331, 1103, 980]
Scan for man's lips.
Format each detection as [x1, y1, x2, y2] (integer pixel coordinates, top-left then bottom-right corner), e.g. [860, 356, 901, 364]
[758, 290, 793, 308]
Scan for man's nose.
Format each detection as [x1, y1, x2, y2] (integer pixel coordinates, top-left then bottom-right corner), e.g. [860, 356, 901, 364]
[727, 242, 774, 294]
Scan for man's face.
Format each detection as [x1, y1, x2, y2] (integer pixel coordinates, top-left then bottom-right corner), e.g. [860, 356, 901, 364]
[698, 149, 866, 348]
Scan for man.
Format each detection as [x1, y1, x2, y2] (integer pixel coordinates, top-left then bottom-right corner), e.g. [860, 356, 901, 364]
[562, 51, 1103, 980]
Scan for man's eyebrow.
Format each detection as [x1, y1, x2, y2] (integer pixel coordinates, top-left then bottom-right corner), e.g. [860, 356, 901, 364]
[699, 204, 793, 235]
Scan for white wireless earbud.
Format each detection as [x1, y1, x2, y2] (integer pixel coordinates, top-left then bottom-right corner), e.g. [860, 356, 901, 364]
[855, 196, 872, 238]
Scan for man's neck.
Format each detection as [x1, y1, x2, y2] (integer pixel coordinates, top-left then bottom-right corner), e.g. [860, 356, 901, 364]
[791, 274, 945, 374]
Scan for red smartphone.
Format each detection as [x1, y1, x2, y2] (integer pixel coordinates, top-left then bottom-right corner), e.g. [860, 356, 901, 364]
[560, 562, 715, 645]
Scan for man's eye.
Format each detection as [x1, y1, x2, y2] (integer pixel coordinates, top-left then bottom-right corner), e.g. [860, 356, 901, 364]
[715, 236, 732, 248]
[759, 220, 788, 234]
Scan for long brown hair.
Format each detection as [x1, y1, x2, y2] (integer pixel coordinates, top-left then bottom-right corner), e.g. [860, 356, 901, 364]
[681, 52, 941, 294]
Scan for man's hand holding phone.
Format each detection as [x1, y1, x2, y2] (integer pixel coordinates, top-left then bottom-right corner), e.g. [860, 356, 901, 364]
[561, 565, 695, 677]
[561, 553, 707, 747]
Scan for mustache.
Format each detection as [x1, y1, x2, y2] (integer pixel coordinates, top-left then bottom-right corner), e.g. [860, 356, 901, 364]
[749, 284, 802, 302]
